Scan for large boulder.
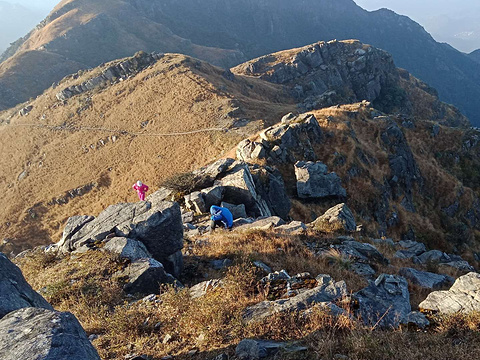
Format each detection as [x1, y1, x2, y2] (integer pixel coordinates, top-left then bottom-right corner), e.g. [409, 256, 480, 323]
[61, 201, 184, 276]
[295, 161, 346, 199]
[0, 307, 101, 360]
[56, 215, 94, 250]
[312, 204, 356, 232]
[419, 272, 480, 314]
[184, 191, 207, 214]
[251, 167, 291, 219]
[243, 274, 346, 322]
[215, 163, 271, 218]
[354, 274, 411, 328]
[236, 139, 267, 162]
[116, 258, 176, 295]
[102, 237, 151, 261]
[0, 253, 53, 319]
[221, 201, 247, 219]
[399, 268, 454, 289]
[201, 185, 225, 209]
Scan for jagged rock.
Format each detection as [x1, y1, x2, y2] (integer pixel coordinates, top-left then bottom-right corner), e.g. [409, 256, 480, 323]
[253, 261, 273, 274]
[354, 274, 411, 328]
[201, 186, 225, 209]
[181, 211, 194, 224]
[146, 187, 175, 206]
[394, 240, 426, 259]
[438, 261, 475, 273]
[56, 215, 94, 250]
[399, 268, 454, 289]
[102, 237, 151, 261]
[351, 263, 376, 277]
[184, 191, 207, 214]
[261, 270, 291, 284]
[338, 240, 389, 264]
[420, 272, 480, 314]
[295, 161, 346, 198]
[243, 274, 346, 322]
[117, 258, 175, 295]
[312, 204, 356, 232]
[236, 139, 266, 162]
[193, 158, 235, 183]
[235, 216, 286, 231]
[276, 221, 307, 234]
[164, 250, 184, 279]
[0, 307, 100, 360]
[221, 201, 247, 219]
[251, 167, 291, 220]
[235, 339, 307, 360]
[190, 279, 223, 299]
[216, 163, 271, 218]
[19, 105, 33, 116]
[0, 253, 53, 319]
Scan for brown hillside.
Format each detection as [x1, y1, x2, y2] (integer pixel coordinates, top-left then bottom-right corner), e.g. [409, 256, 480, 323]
[0, 53, 294, 252]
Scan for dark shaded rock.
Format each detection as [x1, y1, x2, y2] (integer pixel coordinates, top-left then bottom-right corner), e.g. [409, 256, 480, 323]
[221, 201, 247, 219]
[399, 268, 454, 289]
[354, 274, 411, 328]
[103, 237, 151, 261]
[340, 240, 389, 264]
[413, 250, 451, 264]
[235, 339, 307, 360]
[251, 167, 291, 220]
[394, 240, 426, 259]
[351, 263, 376, 277]
[201, 186, 225, 209]
[117, 258, 175, 295]
[57, 215, 94, 251]
[0, 307, 100, 360]
[420, 272, 480, 314]
[0, 253, 53, 319]
[312, 203, 356, 232]
[295, 161, 346, 198]
[210, 258, 233, 270]
[164, 250, 184, 279]
[402, 311, 430, 329]
[184, 191, 207, 214]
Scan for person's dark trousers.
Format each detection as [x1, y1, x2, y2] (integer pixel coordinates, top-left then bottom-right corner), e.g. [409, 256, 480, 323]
[210, 220, 224, 231]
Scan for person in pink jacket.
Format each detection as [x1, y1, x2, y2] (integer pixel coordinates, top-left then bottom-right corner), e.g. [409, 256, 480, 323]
[132, 180, 149, 201]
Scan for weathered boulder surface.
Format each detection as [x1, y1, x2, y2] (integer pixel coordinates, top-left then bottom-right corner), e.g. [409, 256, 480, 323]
[201, 186, 225, 209]
[394, 240, 426, 259]
[295, 161, 346, 199]
[102, 237, 151, 261]
[419, 272, 480, 314]
[243, 274, 346, 322]
[236, 139, 267, 162]
[184, 191, 207, 214]
[116, 258, 176, 295]
[336, 239, 389, 265]
[59, 201, 183, 276]
[312, 203, 356, 232]
[354, 274, 411, 328]
[56, 215, 94, 250]
[0, 253, 53, 319]
[235, 216, 286, 232]
[399, 268, 454, 289]
[0, 307, 101, 360]
[221, 201, 247, 219]
[276, 221, 307, 234]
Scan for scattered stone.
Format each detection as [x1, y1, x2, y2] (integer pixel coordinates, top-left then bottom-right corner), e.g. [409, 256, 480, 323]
[339, 240, 389, 264]
[394, 240, 426, 259]
[351, 263, 376, 277]
[275, 221, 307, 234]
[0, 308, 101, 360]
[190, 279, 223, 299]
[413, 250, 450, 264]
[253, 261, 273, 274]
[103, 237, 151, 261]
[312, 204, 356, 232]
[295, 161, 346, 198]
[399, 268, 454, 289]
[354, 274, 411, 328]
[419, 272, 480, 314]
[438, 261, 475, 273]
[181, 212, 194, 224]
[0, 252, 53, 319]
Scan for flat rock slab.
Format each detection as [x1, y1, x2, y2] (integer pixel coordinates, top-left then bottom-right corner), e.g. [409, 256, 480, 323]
[0, 253, 53, 319]
[399, 267, 453, 289]
[0, 307, 100, 360]
[420, 272, 480, 314]
[235, 216, 285, 231]
[103, 237, 151, 261]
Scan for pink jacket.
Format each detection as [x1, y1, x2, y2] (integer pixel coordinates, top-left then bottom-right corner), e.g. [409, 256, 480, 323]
[132, 183, 149, 194]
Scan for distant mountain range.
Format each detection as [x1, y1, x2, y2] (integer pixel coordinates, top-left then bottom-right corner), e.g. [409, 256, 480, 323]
[1, 0, 480, 126]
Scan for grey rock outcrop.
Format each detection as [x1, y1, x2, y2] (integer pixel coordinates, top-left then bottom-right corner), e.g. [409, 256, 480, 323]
[333, 239, 388, 265]
[276, 221, 307, 234]
[243, 274, 346, 322]
[394, 240, 426, 259]
[102, 237, 151, 261]
[312, 204, 356, 232]
[0, 253, 53, 319]
[399, 268, 454, 289]
[236, 139, 267, 162]
[117, 258, 176, 295]
[0, 307, 100, 360]
[56, 215, 94, 250]
[60, 201, 184, 277]
[354, 274, 411, 328]
[184, 191, 207, 214]
[295, 161, 346, 199]
[190, 279, 223, 299]
[221, 201, 247, 219]
[201, 186, 225, 209]
[419, 272, 480, 314]
[235, 216, 285, 231]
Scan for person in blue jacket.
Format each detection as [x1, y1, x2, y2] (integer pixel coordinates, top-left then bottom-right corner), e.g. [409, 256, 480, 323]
[210, 205, 233, 231]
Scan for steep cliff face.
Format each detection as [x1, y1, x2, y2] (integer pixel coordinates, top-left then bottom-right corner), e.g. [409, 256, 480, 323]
[1, 0, 479, 125]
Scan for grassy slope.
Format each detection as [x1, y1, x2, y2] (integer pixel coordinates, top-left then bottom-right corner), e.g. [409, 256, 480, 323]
[0, 54, 294, 251]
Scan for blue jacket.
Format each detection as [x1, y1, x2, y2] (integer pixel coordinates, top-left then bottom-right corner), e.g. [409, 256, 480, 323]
[210, 205, 233, 228]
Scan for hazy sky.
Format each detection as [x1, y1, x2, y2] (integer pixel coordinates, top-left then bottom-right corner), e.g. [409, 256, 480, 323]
[6, 0, 58, 10]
